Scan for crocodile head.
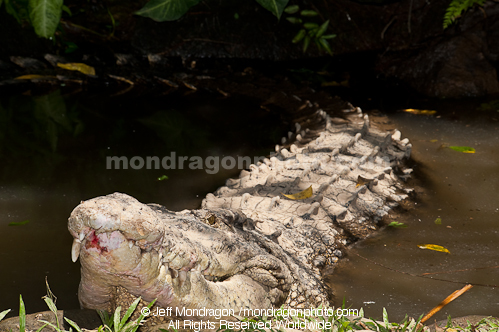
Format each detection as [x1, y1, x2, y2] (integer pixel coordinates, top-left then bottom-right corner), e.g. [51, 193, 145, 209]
[68, 193, 289, 312]
[68, 193, 173, 310]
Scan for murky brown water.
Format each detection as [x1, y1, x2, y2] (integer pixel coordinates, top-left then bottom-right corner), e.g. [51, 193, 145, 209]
[330, 105, 499, 322]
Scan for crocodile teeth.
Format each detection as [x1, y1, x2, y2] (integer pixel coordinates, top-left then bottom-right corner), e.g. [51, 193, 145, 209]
[159, 265, 167, 280]
[79, 231, 85, 242]
[295, 123, 301, 132]
[170, 268, 179, 278]
[178, 271, 187, 288]
[158, 252, 163, 269]
[392, 130, 401, 141]
[71, 238, 81, 263]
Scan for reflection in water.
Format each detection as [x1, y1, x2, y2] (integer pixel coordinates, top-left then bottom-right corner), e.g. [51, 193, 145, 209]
[0, 90, 286, 315]
[330, 108, 499, 321]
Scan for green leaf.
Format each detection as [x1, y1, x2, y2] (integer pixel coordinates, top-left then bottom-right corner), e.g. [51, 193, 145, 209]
[434, 217, 442, 225]
[113, 306, 121, 332]
[29, 0, 63, 38]
[135, 0, 200, 22]
[303, 35, 311, 52]
[61, 4, 71, 16]
[477, 99, 499, 112]
[0, 309, 11, 322]
[382, 308, 389, 326]
[5, 0, 22, 23]
[42, 296, 60, 329]
[130, 299, 156, 332]
[318, 37, 332, 55]
[9, 220, 30, 226]
[0, 0, 3, 9]
[285, 17, 302, 24]
[303, 22, 319, 29]
[64, 318, 82, 332]
[322, 34, 336, 39]
[316, 19, 329, 38]
[300, 9, 318, 16]
[387, 221, 407, 228]
[119, 297, 141, 330]
[449, 146, 475, 153]
[19, 295, 26, 332]
[97, 310, 112, 327]
[255, 0, 288, 19]
[292, 29, 306, 43]
[443, 0, 485, 29]
[64, 41, 79, 54]
[284, 4, 299, 14]
[35, 323, 49, 332]
[42, 297, 57, 315]
[157, 175, 169, 181]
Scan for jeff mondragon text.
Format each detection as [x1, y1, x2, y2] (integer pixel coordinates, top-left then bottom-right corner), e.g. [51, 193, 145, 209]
[148, 306, 358, 319]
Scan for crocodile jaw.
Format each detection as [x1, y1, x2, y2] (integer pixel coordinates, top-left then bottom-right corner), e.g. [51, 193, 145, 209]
[68, 193, 286, 312]
[68, 194, 174, 310]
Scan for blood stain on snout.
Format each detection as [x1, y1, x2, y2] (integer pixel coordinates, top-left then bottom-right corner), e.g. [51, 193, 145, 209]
[85, 230, 124, 253]
[85, 230, 104, 252]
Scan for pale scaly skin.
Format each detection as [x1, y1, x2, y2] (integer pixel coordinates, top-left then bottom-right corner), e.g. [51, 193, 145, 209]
[68, 107, 413, 315]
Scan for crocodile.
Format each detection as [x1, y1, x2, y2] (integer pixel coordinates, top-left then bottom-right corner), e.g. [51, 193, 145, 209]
[68, 106, 413, 323]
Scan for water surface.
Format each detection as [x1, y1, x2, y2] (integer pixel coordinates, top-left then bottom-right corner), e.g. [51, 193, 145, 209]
[0, 89, 285, 315]
[330, 105, 499, 322]
[1, 89, 498, 323]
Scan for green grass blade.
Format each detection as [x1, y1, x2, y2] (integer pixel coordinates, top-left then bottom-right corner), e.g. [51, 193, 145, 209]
[42, 297, 57, 315]
[42, 296, 60, 329]
[38, 320, 62, 332]
[97, 309, 112, 327]
[284, 4, 299, 14]
[19, 295, 26, 332]
[64, 317, 83, 332]
[130, 299, 156, 332]
[0, 309, 11, 322]
[8, 220, 30, 226]
[119, 297, 141, 330]
[382, 307, 389, 325]
[113, 307, 121, 332]
[35, 322, 49, 332]
[316, 20, 329, 38]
